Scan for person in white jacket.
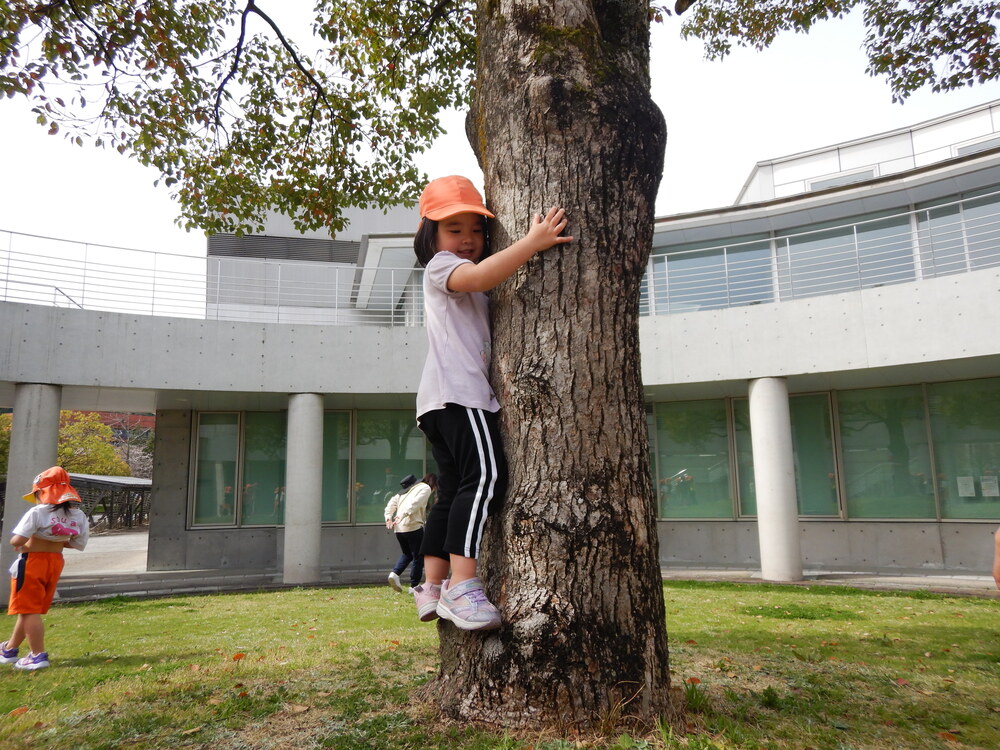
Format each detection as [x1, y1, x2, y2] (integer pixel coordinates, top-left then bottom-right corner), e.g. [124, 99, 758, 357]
[384, 473, 436, 593]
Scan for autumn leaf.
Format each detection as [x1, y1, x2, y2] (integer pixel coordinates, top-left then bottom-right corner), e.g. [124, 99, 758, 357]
[685, 677, 700, 685]
[286, 704, 310, 714]
[938, 731, 960, 742]
[190, 664, 201, 671]
[895, 678, 909, 686]
[181, 727, 203, 736]
[8, 707, 29, 716]
[232, 652, 246, 662]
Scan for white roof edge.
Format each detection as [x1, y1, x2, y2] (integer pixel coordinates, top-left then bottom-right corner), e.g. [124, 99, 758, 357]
[755, 98, 1000, 168]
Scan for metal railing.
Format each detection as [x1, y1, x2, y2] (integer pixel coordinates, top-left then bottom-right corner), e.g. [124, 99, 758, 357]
[640, 189, 1000, 315]
[3, 188, 999, 326]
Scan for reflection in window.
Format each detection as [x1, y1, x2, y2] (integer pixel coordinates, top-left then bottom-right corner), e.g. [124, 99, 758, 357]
[726, 241, 773, 306]
[354, 411, 425, 523]
[322, 411, 351, 522]
[666, 248, 728, 312]
[837, 386, 935, 518]
[962, 192, 1000, 270]
[777, 225, 856, 298]
[654, 400, 732, 518]
[928, 379, 1000, 519]
[241, 412, 287, 525]
[193, 413, 239, 525]
[917, 202, 967, 277]
[856, 215, 915, 287]
[733, 395, 838, 516]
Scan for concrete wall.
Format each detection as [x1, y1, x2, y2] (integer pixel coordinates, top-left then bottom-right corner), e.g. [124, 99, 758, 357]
[3, 266, 998, 409]
[0, 304, 425, 396]
[639, 267, 1000, 398]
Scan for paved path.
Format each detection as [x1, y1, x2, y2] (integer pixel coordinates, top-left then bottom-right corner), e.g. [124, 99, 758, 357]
[57, 529, 1000, 601]
[63, 529, 149, 575]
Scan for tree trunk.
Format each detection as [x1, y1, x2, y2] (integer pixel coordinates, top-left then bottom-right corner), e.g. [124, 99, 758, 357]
[425, 0, 671, 730]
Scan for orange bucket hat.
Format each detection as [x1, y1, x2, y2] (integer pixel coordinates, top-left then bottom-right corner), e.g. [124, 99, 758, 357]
[418, 176, 495, 222]
[22, 466, 82, 505]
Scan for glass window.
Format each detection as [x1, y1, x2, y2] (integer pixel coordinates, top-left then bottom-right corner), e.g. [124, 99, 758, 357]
[241, 412, 287, 525]
[962, 193, 1000, 271]
[733, 401, 756, 516]
[927, 378, 1000, 519]
[837, 386, 935, 518]
[322, 411, 351, 523]
[778, 225, 856, 299]
[193, 413, 239, 525]
[354, 411, 425, 523]
[654, 400, 732, 518]
[856, 215, 915, 287]
[733, 395, 839, 516]
[917, 202, 967, 277]
[666, 248, 727, 312]
[726, 241, 773, 306]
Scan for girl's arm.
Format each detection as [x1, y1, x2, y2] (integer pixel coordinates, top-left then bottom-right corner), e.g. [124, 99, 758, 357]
[10, 534, 29, 551]
[448, 207, 573, 293]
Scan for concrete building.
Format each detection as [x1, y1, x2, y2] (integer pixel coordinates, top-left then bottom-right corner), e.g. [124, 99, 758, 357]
[2, 99, 999, 587]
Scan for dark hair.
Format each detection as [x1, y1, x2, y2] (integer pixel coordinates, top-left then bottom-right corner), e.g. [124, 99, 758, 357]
[413, 215, 490, 268]
[53, 500, 81, 514]
[422, 473, 439, 491]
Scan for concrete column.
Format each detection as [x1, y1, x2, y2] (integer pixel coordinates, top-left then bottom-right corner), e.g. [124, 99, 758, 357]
[748, 377, 803, 582]
[283, 393, 324, 584]
[1, 384, 62, 602]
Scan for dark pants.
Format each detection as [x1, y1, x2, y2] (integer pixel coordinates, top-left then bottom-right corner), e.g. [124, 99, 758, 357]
[392, 528, 425, 588]
[418, 403, 508, 561]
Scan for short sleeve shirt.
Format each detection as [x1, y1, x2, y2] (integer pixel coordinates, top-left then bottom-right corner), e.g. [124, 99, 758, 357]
[12, 504, 90, 551]
[416, 251, 500, 418]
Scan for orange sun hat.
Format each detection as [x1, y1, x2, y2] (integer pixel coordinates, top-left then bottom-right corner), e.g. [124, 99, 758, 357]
[22, 466, 82, 505]
[418, 176, 495, 222]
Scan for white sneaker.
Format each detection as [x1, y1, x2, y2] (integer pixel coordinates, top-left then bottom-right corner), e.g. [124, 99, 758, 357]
[387, 571, 402, 592]
[436, 577, 501, 631]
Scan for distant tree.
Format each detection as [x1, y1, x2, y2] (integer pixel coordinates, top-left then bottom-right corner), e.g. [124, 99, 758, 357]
[0, 413, 10, 477]
[57, 412, 131, 476]
[102, 412, 155, 478]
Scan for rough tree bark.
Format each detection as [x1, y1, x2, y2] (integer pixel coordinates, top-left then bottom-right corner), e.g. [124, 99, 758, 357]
[425, 0, 671, 730]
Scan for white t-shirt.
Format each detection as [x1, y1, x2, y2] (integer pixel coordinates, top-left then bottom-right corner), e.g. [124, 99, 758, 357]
[416, 251, 500, 418]
[11, 503, 90, 551]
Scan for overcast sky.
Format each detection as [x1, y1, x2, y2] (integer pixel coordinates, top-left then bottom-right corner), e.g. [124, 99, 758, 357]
[2, 9, 1000, 257]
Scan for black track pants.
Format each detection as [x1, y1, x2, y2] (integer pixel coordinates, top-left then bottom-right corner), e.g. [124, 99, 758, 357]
[418, 403, 508, 560]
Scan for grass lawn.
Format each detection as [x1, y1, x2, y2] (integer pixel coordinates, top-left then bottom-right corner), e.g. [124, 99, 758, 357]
[0, 582, 998, 749]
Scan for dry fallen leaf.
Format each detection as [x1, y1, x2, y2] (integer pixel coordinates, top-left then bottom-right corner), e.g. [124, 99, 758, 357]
[232, 652, 246, 662]
[190, 664, 201, 672]
[286, 704, 310, 714]
[895, 678, 910, 686]
[181, 726, 203, 736]
[9, 707, 29, 716]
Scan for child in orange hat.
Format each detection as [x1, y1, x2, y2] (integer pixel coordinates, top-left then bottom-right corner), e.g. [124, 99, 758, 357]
[410, 175, 572, 631]
[2, 466, 90, 670]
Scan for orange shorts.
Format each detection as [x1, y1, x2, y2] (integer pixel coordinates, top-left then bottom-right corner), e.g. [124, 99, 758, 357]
[8, 552, 64, 615]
